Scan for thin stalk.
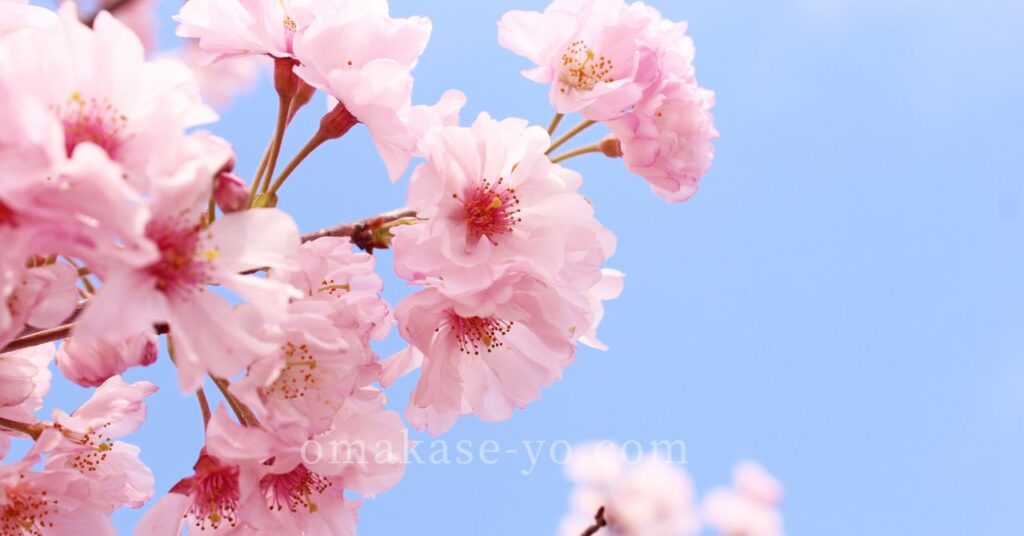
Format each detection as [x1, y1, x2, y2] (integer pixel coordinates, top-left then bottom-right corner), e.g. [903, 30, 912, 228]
[546, 112, 565, 136]
[0, 416, 42, 440]
[249, 139, 273, 204]
[195, 387, 212, 427]
[210, 375, 257, 427]
[260, 94, 294, 193]
[546, 119, 597, 155]
[550, 143, 604, 164]
[268, 133, 328, 196]
[579, 507, 608, 536]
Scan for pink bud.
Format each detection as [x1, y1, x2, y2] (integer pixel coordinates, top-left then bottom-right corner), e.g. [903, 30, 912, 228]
[319, 101, 359, 140]
[273, 57, 302, 100]
[599, 135, 623, 158]
[214, 172, 249, 213]
[57, 332, 158, 388]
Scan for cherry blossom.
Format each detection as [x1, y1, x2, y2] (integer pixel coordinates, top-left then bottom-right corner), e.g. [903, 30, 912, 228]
[291, 2, 449, 179]
[392, 113, 616, 295]
[57, 331, 158, 388]
[607, 77, 718, 203]
[0, 457, 116, 535]
[702, 462, 785, 536]
[387, 272, 594, 435]
[37, 377, 157, 510]
[559, 443, 700, 536]
[499, 0, 662, 120]
[0, 344, 54, 456]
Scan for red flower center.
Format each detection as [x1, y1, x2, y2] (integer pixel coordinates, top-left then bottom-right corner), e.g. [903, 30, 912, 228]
[442, 312, 514, 355]
[457, 177, 521, 245]
[59, 92, 126, 159]
[259, 464, 331, 514]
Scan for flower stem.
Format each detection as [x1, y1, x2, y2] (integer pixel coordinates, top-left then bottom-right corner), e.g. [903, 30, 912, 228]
[550, 143, 604, 164]
[210, 375, 258, 427]
[546, 119, 597, 156]
[579, 507, 608, 536]
[195, 387, 212, 428]
[249, 138, 273, 203]
[259, 94, 294, 194]
[268, 132, 328, 196]
[0, 416, 42, 441]
[546, 112, 565, 136]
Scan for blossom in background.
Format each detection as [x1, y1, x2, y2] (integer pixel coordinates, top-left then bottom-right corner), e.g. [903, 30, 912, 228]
[559, 443, 700, 536]
[176, 43, 267, 110]
[703, 461, 785, 536]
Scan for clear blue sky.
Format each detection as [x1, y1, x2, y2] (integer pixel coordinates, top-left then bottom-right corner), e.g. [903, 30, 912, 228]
[33, 0, 1024, 534]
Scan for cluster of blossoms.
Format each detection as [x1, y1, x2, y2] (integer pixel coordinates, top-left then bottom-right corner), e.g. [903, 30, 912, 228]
[0, 0, 736, 534]
[560, 444, 784, 536]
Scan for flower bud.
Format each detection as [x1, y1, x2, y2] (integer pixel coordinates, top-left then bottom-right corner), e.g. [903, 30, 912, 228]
[599, 135, 623, 158]
[214, 172, 249, 213]
[318, 101, 359, 140]
[57, 332, 158, 388]
[273, 57, 302, 100]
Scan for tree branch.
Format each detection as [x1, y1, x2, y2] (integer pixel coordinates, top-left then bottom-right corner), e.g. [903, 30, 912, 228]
[0, 209, 416, 354]
[580, 507, 608, 536]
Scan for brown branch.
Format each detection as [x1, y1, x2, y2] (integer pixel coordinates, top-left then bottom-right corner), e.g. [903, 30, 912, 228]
[0, 208, 416, 354]
[301, 207, 416, 244]
[0, 416, 45, 441]
[580, 507, 608, 536]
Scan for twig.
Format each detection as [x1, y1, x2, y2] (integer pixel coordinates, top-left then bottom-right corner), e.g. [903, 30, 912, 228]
[210, 375, 257, 427]
[300, 207, 417, 243]
[0, 416, 44, 441]
[547, 112, 565, 136]
[550, 143, 604, 164]
[579, 507, 608, 536]
[1, 322, 167, 354]
[546, 119, 597, 156]
[195, 387, 212, 427]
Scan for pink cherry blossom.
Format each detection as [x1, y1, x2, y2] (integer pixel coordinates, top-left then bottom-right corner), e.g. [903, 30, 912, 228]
[0, 0, 57, 37]
[230, 301, 381, 435]
[499, 0, 663, 120]
[0, 262, 78, 350]
[559, 443, 699, 536]
[270, 237, 393, 342]
[173, 42, 266, 110]
[135, 449, 246, 534]
[57, 331, 159, 388]
[292, 3, 461, 179]
[36, 377, 158, 510]
[175, 0, 329, 62]
[387, 272, 591, 435]
[392, 113, 616, 295]
[75, 188, 302, 391]
[702, 461, 785, 536]
[607, 78, 718, 203]
[0, 6, 216, 187]
[101, 0, 159, 53]
[0, 458, 116, 535]
[0, 343, 54, 455]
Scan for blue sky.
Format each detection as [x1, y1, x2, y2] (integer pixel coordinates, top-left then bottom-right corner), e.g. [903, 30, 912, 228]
[29, 0, 1024, 534]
